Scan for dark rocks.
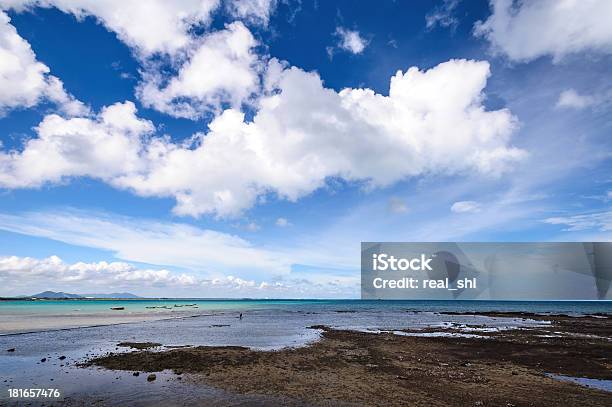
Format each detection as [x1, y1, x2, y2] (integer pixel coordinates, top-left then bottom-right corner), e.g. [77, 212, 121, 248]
[6, 348, 15, 352]
[133, 372, 140, 376]
[147, 374, 156, 382]
[40, 358, 47, 362]
[59, 355, 66, 360]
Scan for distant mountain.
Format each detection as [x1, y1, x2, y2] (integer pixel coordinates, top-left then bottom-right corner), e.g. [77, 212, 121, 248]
[30, 291, 140, 299]
[82, 293, 141, 299]
[31, 291, 82, 299]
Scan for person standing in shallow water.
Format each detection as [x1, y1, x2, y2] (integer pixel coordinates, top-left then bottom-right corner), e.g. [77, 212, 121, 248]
[239, 313, 243, 320]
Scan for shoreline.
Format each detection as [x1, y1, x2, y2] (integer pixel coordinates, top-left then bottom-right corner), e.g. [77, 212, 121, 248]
[85, 312, 611, 406]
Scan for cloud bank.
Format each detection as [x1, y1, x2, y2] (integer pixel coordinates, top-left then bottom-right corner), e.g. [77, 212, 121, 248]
[0, 254, 357, 298]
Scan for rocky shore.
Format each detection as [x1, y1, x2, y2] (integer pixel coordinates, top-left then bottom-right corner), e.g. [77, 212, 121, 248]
[85, 312, 611, 406]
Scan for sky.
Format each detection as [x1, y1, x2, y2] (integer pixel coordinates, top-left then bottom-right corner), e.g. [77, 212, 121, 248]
[0, 0, 611, 298]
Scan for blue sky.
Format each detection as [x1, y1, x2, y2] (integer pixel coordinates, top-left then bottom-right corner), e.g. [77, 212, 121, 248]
[0, 0, 611, 297]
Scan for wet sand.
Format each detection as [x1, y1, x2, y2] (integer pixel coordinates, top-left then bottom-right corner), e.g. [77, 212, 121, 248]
[88, 313, 612, 406]
[0, 310, 207, 335]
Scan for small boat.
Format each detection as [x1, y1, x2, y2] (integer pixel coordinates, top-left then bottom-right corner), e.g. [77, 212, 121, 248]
[110, 307, 125, 310]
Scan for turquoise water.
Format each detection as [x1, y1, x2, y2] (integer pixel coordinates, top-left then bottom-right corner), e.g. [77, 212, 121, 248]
[1, 298, 610, 315]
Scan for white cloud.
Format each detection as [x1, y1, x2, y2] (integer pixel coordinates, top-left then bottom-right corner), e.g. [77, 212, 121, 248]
[0, 210, 360, 297]
[137, 22, 261, 119]
[556, 89, 595, 109]
[0, 210, 290, 274]
[276, 217, 290, 227]
[451, 200, 482, 213]
[0, 255, 198, 288]
[1, 59, 523, 217]
[330, 26, 369, 56]
[426, 0, 460, 31]
[475, 0, 612, 62]
[0, 101, 152, 188]
[132, 58, 522, 217]
[544, 210, 612, 232]
[226, 0, 277, 26]
[0, 11, 87, 116]
[0, 254, 357, 297]
[1, 0, 221, 56]
[1, 1, 278, 118]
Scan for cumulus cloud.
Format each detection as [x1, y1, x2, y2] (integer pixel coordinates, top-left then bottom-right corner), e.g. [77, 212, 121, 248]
[0, 11, 87, 116]
[1, 1, 278, 118]
[0, 101, 152, 188]
[451, 200, 482, 213]
[329, 26, 369, 56]
[475, 0, 612, 62]
[0, 255, 197, 287]
[137, 22, 262, 119]
[1, 0, 221, 56]
[556, 89, 596, 109]
[544, 211, 612, 232]
[0, 59, 524, 217]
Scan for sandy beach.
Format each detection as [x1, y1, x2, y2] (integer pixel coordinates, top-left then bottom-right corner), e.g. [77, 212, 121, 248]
[86, 312, 611, 406]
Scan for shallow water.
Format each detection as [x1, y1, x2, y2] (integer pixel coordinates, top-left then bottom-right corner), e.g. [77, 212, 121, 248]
[1, 299, 609, 335]
[546, 374, 612, 393]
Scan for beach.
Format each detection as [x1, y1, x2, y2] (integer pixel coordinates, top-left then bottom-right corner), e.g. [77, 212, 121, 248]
[1, 300, 611, 405]
[90, 314, 611, 406]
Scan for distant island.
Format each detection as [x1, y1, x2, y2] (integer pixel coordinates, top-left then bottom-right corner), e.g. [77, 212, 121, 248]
[29, 291, 141, 299]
